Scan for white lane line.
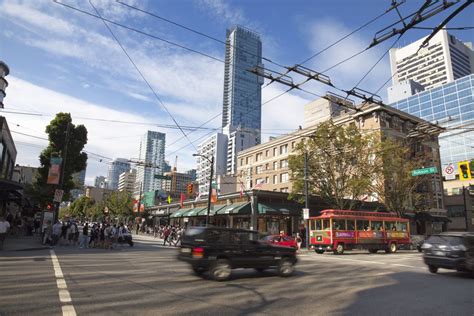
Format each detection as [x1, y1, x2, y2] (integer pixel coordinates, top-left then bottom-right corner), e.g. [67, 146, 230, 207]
[392, 263, 417, 268]
[50, 250, 77, 316]
[302, 255, 421, 269]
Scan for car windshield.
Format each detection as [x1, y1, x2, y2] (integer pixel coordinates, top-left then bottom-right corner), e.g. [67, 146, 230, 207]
[426, 235, 464, 246]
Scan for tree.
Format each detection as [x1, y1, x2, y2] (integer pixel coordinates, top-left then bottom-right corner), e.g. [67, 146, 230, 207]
[34, 113, 88, 206]
[370, 137, 431, 217]
[288, 121, 377, 210]
[67, 196, 95, 218]
[105, 191, 133, 218]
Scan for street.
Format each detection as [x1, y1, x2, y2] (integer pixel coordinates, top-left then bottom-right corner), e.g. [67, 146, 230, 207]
[1, 236, 472, 316]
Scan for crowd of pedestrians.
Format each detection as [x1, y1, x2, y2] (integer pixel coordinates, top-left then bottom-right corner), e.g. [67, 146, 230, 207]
[42, 220, 134, 250]
[135, 223, 184, 247]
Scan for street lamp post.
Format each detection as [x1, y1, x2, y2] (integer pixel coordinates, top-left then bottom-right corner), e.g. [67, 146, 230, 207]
[193, 153, 214, 226]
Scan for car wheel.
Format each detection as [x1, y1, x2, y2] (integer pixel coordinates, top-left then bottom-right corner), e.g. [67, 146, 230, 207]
[369, 249, 378, 254]
[277, 258, 295, 277]
[315, 250, 325, 254]
[389, 242, 397, 253]
[333, 243, 344, 255]
[428, 265, 438, 274]
[192, 266, 206, 276]
[210, 259, 231, 281]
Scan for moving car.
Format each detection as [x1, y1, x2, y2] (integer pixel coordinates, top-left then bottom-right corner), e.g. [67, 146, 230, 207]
[261, 234, 298, 249]
[178, 227, 298, 281]
[421, 232, 474, 274]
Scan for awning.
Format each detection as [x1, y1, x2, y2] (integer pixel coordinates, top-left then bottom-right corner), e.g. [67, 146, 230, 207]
[196, 204, 227, 216]
[432, 215, 451, 223]
[170, 207, 193, 218]
[0, 179, 23, 191]
[258, 203, 301, 216]
[182, 207, 205, 217]
[216, 202, 251, 215]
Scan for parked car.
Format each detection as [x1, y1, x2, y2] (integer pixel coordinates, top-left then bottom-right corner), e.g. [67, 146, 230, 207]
[421, 232, 474, 275]
[178, 227, 298, 281]
[261, 234, 298, 249]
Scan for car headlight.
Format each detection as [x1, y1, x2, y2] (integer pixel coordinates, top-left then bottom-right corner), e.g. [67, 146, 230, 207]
[421, 243, 432, 249]
[450, 245, 467, 251]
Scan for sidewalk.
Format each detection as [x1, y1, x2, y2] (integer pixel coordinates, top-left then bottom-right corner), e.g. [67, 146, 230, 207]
[1, 235, 50, 252]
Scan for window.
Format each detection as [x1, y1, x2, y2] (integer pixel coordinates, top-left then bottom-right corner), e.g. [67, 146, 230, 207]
[333, 219, 346, 230]
[256, 153, 262, 162]
[280, 187, 288, 193]
[273, 161, 278, 170]
[323, 219, 330, 230]
[371, 221, 383, 231]
[256, 165, 263, 174]
[256, 178, 264, 184]
[245, 157, 249, 165]
[280, 144, 288, 155]
[240, 158, 243, 166]
[265, 177, 269, 184]
[280, 173, 289, 183]
[280, 159, 288, 169]
[347, 220, 355, 230]
[273, 175, 278, 184]
[291, 141, 296, 149]
[356, 220, 369, 231]
[265, 163, 269, 170]
[273, 148, 277, 156]
[265, 150, 269, 157]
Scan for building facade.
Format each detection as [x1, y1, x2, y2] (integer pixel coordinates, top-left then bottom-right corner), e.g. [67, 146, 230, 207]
[390, 74, 474, 166]
[118, 169, 136, 194]
[107, 158, 130, 191]
[389, 30, 474, 91]
[236, 102, 444, 211]
[162, 171, 194, 197]
[221, 26, 263, 176]
[443, 180, 473, 232]
[387, 80, 425, 104]
[135, 131, 166, 195]
[196, 133, 228, 195]
[94, 175, 107, 188]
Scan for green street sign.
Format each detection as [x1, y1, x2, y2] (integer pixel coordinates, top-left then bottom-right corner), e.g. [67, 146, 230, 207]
[154, 175, 172, 180]
[411, 167, 438, 176]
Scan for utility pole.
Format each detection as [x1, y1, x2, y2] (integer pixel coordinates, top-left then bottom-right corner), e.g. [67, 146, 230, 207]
[137, 181, 143, 221]
[206, 155, 214, 226]
[463, 186, 469, 231]
[304, 151, 309, 249]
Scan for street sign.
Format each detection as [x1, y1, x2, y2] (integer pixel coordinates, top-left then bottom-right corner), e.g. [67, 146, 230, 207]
[53, 189, 64, 203]
[411, 167, 438, 176]
[303, 208, 309, 220]
[443, 164, 456, 180]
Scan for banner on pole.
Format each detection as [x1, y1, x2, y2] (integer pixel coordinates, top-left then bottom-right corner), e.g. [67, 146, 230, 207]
[47, 157, 62, 185]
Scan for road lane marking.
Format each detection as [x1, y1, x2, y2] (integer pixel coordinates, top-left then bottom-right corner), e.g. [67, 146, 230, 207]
[301, 254, 422, 269]
[50, 250, 77, 316]
[392, 263, 417, 268]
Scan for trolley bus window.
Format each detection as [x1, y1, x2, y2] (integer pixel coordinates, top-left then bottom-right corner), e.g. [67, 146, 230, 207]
[315, 219, 322, 230]
[384, 221, 395, 231]
[371, 221, 383, 231]
[333, 219, 346, 230]
[323, 219, 330, 230]
[397, 222, 407, 232]
[357, 220, 368, 231]
[347, 220, 355, 231]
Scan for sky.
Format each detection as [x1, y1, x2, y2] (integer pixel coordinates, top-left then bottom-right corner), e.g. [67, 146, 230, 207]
[1, 0, 473, 185]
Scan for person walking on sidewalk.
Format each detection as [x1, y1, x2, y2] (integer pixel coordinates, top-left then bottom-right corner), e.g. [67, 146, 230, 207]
[163, 226, 171, 246]
[42, 220, 52, 245]
[52, 221, 62, 247]
[0, 216, 11, 250]
[79, 223, 89, 249]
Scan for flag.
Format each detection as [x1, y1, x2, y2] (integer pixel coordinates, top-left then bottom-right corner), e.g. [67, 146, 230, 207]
[195, 192, 201, 202]
[211, 188, 218, 203]
[253, 182, 264, 189]
[167, 195, 172, 204]
[180, 193, 186, 207]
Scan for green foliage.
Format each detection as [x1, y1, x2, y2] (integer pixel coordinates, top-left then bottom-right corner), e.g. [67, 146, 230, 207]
[104, 191, 133, 217]
[288, 121, 377, 210]
[67, 196, 95, 218]
[33, 113, 88, 206]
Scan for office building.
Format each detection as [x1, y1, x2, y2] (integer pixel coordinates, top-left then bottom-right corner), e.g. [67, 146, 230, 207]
[118, 169, 136, 194]
[222, 26, 264, 175]
[389, 30, 474, 91]
[196, 133, 228, 195]
[135, 131, 166, 195]
[225, 130, 260, 176]
[391, 74, 474, 166]
[107, 158, 130, 191]
[237, 101, 444, 211]
[303, 96, 351, 128]
[94, 175, 107, 189]
[162, 171, 194, 197]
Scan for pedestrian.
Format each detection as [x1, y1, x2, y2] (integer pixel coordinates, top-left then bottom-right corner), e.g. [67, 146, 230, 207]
[99, 224, 105, 248]
[60, 222, 68, 246]
[0, 216, 11, 250]
[79, 223, 89, 249]
[52, 221, 62, 247]
[68, 222, 76, 246]
[42, 220, 52, 245]
[33, 217, 41, 235]
[135, 222, 140, 235]
[163, 226, 171, 246]
[89, 224, 97, 248]
[296, 233, 302, 251]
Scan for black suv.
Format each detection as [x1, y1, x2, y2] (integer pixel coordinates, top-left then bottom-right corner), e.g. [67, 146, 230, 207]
[177, 226, 298, 281]
[422, 232, 474, 275]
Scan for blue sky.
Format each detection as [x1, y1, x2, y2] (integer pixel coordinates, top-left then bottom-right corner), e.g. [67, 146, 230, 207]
[1, 0, 473, 185]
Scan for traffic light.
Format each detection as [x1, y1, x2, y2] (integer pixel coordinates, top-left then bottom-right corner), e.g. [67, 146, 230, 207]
[187, 183, 194, 195]
[458, 161, 472, 180]
[46, 203, 53, 210]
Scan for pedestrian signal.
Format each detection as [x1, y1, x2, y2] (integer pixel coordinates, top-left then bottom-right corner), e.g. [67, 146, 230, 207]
[458, 161, 472, 180]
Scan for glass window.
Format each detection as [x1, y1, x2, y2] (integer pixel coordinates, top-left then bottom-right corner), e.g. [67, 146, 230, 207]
[273, 161, 278, 170]
[396, 222, 407, 231]
[431, 89, 443, 99]
[387, 222, 397, 231]
[280, 173, 289, 183]
[457, 89, 471, 98]
[273, 175, 278, 184]
[431, 97, 443, 106]
[323, 219, 330, 230]
[419, 94, 430, 102]
[280, 144, 288, 155]
[445, 93, 458, 102]
[371, 221, 383, 231]
[280, 159, 288, 168]
[273, 148, 277, 156]
[333, 219, 346, 230]
[356, 220, 369, 231]
[347, 220, 355, 230]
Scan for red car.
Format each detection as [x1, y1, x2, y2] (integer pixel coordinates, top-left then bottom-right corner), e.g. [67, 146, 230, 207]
[262, 235, 298, 249]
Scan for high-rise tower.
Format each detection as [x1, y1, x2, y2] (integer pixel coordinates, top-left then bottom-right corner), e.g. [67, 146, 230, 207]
[222, 26, 263, 175]
[107, 158, 130, 190]
[135, 131, 166, 195]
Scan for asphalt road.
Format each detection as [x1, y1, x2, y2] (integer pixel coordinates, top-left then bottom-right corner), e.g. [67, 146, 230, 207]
[1, 236, 473, 316]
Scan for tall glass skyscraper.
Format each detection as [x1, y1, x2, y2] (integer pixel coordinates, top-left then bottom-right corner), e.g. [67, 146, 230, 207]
[391, 74, 474, 165]
[135, 131, 166, 195]
[107, 158, 130, 190]
[222, 25, 263, 137]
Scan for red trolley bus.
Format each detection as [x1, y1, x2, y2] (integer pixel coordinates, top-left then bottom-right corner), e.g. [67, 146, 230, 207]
[309, 209, 410, 254]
